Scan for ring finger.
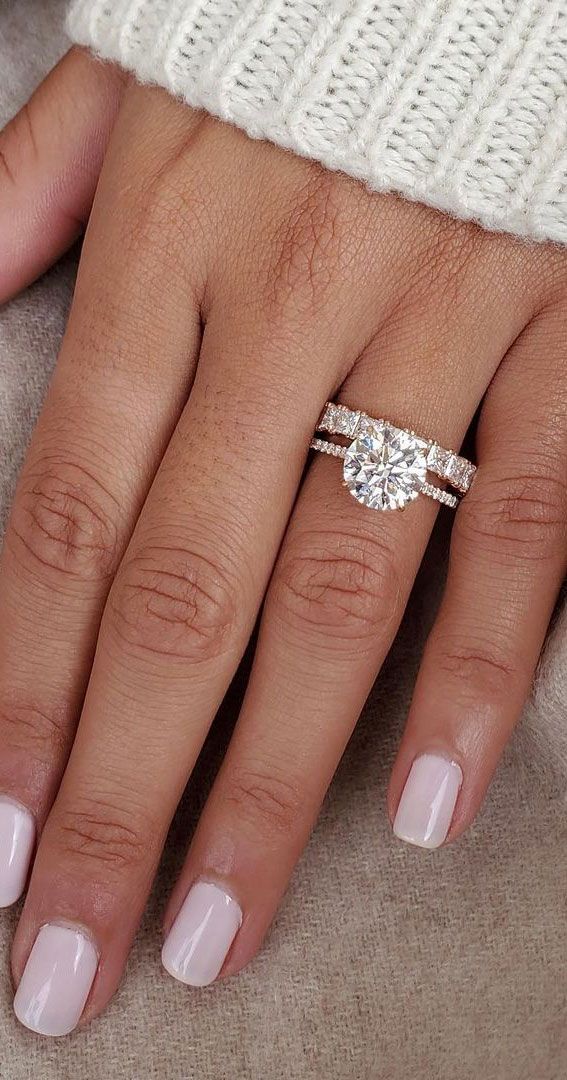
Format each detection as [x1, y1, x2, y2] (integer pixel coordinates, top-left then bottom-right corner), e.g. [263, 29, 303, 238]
[159, 270, 535, 986]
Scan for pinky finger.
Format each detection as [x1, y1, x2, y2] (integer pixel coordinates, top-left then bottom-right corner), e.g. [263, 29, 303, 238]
[0, 47, 125, 302]
[389, 306, 567, 848]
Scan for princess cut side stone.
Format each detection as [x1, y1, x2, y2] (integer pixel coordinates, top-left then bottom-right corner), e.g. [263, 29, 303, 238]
[318, 403, 360, 437]
[357, 414, 384, 437]
[427, 444, 476, 493]
[445, 455, 477, 492]
[334, 406, 360, 437]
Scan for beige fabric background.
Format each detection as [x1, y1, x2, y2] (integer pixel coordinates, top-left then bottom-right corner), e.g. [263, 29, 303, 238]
[1, 3, 567, 1077]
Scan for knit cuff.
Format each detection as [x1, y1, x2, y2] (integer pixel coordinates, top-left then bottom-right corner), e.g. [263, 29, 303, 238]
[67, 0, 567, 244]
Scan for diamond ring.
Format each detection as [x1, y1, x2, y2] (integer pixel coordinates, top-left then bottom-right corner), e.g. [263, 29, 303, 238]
[310, 402, 476, 512]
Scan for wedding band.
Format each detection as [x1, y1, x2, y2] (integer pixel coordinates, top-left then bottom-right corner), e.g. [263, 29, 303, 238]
[310, 402, 476, 513]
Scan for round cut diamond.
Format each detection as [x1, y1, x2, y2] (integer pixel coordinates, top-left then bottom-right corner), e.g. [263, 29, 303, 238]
[343, 424, 428, 511]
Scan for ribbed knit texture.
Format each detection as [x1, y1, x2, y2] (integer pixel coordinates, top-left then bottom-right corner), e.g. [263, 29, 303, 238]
[67, 0, 567, 242]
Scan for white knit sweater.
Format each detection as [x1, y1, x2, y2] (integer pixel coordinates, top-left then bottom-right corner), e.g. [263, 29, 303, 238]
[67, 1, 567, 244]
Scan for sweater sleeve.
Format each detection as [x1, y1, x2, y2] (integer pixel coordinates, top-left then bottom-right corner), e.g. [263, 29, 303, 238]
[67, 0, 567, 244]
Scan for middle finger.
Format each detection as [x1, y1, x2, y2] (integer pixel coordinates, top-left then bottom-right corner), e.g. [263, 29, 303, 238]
[10, 264, 374, 1033]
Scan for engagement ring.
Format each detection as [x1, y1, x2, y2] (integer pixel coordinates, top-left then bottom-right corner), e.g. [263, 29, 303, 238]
[311, 402, 476, 512]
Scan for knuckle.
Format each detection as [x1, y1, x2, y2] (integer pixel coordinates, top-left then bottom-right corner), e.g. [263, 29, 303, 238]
[266, 167, 357, 315]
[405, 212, 487, 307]
[0, 103, 37, 188]
[9, 459, 120, 582]
[433, 639, 519, 701]
[119, 129, 211, 295]
[0, 698, 71, 761]
[110, 544, 238, 664]
[274, 530, 401, 644]
[221, 764, 304, 837]
[524, 252, 567, 305]
[459, 472, 567, 562]
[124, 176, 200, 274]
[53, 798, 149, 874]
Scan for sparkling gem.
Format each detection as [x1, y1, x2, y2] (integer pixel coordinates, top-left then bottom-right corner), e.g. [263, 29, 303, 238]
[358, 414, 384, 436]
[447, 457, 466, 484]
[335, 407, 359, 436]
[343, 424, 428, 511]
[426, 444, 440, 469]
[319, 404, 336, 429]
[436, 448, 452, 475]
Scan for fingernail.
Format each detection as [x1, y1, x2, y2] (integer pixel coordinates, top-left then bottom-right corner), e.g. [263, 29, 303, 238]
[14, 924, 98, 1036]
[393, 754, 462, 849]
[162, 881, 242, 987]
[0, 798, 35, 907]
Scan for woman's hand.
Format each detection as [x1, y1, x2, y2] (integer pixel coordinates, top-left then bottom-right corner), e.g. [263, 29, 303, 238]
[1, 49, 566, 1036]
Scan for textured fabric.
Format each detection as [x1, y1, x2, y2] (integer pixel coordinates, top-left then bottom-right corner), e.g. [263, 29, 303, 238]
[2, 3, 567, 1077]
[66, 0, 567, 244]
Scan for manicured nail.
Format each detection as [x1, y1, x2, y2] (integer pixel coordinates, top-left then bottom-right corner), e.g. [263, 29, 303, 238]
[393, 754, 462, 849]
[14, 924, 98, 1036]
[162, 881, 242, 987]
[0, 798, 35, 908]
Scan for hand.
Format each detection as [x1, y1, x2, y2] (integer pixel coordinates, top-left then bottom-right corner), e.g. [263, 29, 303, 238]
[1, 48, 566, 1036]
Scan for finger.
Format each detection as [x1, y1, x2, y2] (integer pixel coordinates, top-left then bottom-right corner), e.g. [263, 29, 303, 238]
[0, 86, 207, 907]
[389, 305, 567, 848]
[10, 263, 378, 1033]
[160, 251, 537, 986]
[8, 90, 385, 1031]
[0, 47, 125, 303]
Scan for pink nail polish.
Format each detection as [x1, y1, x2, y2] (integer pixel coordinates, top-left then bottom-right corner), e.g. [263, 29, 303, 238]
[162, 881, 242, 987]
[14, 924, 98, 1036]
[393, 754, 462, 849]
[0, 798, 35, 908]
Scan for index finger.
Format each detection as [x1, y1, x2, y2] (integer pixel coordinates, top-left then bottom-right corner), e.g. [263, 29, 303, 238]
[0, 48, 124, 302]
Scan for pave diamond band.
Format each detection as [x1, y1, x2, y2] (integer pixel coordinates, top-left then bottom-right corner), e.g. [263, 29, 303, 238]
[420, 483, 459, 510]
[310, 403, 476, 513]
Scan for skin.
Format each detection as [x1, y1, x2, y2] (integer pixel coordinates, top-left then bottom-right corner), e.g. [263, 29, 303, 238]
[0, 48, 566, 1026]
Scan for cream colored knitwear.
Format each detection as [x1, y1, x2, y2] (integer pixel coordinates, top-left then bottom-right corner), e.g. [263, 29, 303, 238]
[67, 0, 567, 243]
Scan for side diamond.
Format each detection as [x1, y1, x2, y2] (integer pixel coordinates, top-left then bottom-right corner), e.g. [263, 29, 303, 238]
[318, 403, 337, 431]
[317, 403, 360, 437]
[334, 406, 360, 437]
[357, 415, 385, 437]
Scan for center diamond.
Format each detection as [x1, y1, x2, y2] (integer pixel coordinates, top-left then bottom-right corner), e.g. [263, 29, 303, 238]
[343, 423, 428, 511]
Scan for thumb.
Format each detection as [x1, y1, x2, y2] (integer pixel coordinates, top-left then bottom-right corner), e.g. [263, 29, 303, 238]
[0, 47, 126, 303]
